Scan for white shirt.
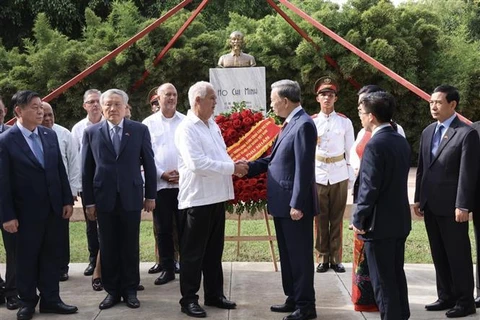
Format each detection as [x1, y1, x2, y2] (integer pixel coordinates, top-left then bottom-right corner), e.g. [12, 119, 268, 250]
[349, 124, 406, 173]
[52, 124, 81, 195]
[71, 116, 104, 153]
[143, 111, 185, 191]
[175, 110, 235, 209]
[71, 116, 104, 192]
[313, 111, 355, 185]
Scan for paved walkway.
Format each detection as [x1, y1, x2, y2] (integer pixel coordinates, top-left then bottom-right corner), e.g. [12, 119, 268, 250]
[1, 262, 477, 320]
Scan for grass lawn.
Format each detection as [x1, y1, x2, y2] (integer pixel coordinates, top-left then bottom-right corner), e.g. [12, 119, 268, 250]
[0, 219, 476, 264]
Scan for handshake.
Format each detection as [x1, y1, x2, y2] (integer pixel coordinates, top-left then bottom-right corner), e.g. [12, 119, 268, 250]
[234, 160, 249, 178]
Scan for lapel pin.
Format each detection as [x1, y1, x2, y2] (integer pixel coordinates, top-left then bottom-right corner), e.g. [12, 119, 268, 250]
[443, 136, 448, 139]
[125, 133, 130, 136]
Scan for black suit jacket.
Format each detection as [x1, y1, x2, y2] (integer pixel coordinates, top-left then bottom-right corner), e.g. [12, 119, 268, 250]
[0, 124, 73, 224]
[82, 119, 156, 212]
[415, 116, 479, 216]
[471, 122, 480, 218]
[248, 109, 319, 218]
[353, 126, 411, 240]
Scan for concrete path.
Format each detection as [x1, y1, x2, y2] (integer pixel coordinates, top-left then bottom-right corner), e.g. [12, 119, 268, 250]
[1, 262, 478, 320]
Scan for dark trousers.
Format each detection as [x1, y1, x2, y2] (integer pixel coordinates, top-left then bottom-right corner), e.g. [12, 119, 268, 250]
[424, 209, 474, 307]
[473, 210, 480, 297]
[364, 237, 410, 320]
[1, 227, 17, 297]
[274, 215, 315, 310]
[153, 188, 179, 271]
[97, 196, 141, 298]
[16, 214, 63, 307]
[59, 219, 70, 274]
[81, 192, 99, 265]
[178, 202, 226, 305]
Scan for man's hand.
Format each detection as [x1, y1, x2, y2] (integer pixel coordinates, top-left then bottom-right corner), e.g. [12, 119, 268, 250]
[144, 199, 156, 212]
[234, 161, 249, 177]
[455, 208, 469, 223]
[352, 225, 366, 235]
[290, 208, 304, 221]
[413, 202, 424, 217]
[3, 219, 19, 233]
[62, 205, 74, 219]
[161, 170, 179, 184]
[86, 206, 97, 221]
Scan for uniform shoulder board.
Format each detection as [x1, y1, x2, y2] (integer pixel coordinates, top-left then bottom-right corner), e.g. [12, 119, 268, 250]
[336, 112, 348, 119]
[311, 113, 318, 119]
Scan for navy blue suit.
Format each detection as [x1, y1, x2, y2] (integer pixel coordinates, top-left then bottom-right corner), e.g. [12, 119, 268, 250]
[0, 124, 73, 307]
[415, 116, 478, 308]
[353, 126, 411, 320]
[82, 119, 156, 298]
[248, 108, 318, 310]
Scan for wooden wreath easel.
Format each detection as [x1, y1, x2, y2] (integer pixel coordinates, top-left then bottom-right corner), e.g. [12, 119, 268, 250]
[224, 208, 278, 272]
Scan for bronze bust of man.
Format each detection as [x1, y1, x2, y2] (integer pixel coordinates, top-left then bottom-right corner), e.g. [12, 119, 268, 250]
[218, 31, 256, 68]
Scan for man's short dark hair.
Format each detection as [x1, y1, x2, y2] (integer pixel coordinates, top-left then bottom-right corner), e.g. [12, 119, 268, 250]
[360, 91, 396, 124]
[357, 85, 384, 96]
[433, 85, 460, 105]
[11, 90, 41, 109]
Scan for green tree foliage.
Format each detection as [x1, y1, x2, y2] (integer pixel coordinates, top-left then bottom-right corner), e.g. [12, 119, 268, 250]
[0, 0, 479, 163]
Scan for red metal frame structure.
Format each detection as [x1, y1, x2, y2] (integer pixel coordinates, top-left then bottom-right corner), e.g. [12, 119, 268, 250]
[6, 0, 470, 124]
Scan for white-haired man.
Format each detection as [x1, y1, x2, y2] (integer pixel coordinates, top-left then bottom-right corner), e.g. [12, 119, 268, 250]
[174, 81, 248, 318]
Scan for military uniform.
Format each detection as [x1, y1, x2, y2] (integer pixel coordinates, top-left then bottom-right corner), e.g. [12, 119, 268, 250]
[313, 77, 355, 272]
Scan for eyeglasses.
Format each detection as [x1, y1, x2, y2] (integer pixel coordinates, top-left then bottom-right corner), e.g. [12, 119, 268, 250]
[151, 100, 159, 106]
[85, 99, 100, 105]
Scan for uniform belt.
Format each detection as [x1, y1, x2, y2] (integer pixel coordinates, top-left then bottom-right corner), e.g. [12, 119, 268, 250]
[316, 154, 345, 163]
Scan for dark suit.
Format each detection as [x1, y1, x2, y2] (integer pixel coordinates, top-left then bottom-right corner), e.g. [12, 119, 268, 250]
[0, 124, 73, 307]
[248, 108, 318, 311]
[353, 126, 411, 320]
[470, 121, 480, 298]
[415, 115, 479, 308]
[0, 123, 16, 300]
[82, 119, 156, 298]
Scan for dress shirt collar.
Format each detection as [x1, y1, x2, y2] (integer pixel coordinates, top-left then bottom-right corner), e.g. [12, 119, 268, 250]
[284, 106, 303, 124]
[106, 118, 124, 132]
[319, 110, 337, 118]
[437, 113, 456, 130]
[371, 123, 391, 137]
[16, 121, 39, 137]
[186, 109, 214, 126]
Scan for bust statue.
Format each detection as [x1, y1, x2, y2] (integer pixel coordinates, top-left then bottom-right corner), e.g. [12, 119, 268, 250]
[217, 31, 256, 68]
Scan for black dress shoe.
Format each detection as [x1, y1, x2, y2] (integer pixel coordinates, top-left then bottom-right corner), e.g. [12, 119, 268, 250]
[92, 278, 103, 291]
[446, 305, 476, 318]
[39, 301, 78, 314]
[175, 261, 180, 274]
[137, 284, 145, 291]
[99, 294, 120, 310]
[331, 263, 346, 273]
[154, 270, 175, 285]
[84, 263, 95, 276]
[271, 303, 296, 313]
[204, 296, 236, 309]
[475, 297, 480, 308]
[148, 263, 163, 274]
[59, 272, 69, 282]
[316, 263, 329, 273]
[283, 308, 317, 320]
[425, 299, 456, 311]
[124, 295, 140, 309]
[17, 306, 35, 320]
[6, 296, 20, 310]
[181, 302, 206, 318]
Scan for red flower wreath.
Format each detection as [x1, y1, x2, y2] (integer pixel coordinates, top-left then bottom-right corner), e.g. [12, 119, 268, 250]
[215, 102, 276, 215]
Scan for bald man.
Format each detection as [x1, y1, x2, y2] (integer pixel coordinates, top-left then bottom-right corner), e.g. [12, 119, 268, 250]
[42, 102, 81, 282]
